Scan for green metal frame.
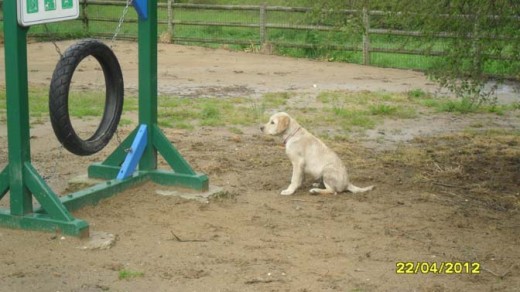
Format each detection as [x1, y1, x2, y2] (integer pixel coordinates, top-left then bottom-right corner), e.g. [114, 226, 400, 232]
[0, 0, 208, 237]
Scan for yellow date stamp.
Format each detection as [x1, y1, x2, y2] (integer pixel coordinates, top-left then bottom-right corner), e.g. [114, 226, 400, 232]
[396, 262, 481, 274]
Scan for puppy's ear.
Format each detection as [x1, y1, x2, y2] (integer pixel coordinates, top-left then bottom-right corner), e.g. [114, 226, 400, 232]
[276, 115, 290, 133]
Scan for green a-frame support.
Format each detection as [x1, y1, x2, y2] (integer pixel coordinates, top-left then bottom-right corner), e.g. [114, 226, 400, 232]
[0, 0, 208, 237]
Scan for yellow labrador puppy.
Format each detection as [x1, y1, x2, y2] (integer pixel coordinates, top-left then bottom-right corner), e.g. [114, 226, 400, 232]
[261, 112, 374, 195]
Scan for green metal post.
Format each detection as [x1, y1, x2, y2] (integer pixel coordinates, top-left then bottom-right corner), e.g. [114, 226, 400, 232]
[0, 0, 89, 237]
[88, 0, 209, 191]
[138, 0, 158, 171]
[89, 0, 208, 190]
[3, 0, 33, 215]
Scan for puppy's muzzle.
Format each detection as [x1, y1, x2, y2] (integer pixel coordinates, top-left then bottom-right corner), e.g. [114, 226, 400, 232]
[260, 125, 265, 132]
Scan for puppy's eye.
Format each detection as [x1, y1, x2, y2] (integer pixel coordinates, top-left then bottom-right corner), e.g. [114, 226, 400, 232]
[270, 121, 275, 124]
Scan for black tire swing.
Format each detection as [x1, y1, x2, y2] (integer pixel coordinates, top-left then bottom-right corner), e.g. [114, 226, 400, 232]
[49, 39, 124, 156]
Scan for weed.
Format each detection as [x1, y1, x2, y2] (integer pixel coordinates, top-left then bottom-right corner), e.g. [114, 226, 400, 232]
[437, 97, 478, 114]
[247, 100, 266, 120]
[369, 104, 398, 116]
[201, 103, 221, 120]
[118, 269, 144, 280]
[407, 88, 427, 99]
[487, 105, 505, 116]
[200, 103, 224, 126]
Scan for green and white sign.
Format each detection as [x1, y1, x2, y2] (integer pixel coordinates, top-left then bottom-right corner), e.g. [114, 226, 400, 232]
[18, 0, 79, 26]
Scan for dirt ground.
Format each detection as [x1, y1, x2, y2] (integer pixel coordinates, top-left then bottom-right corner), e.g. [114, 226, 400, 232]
[0, 41, 519, 291]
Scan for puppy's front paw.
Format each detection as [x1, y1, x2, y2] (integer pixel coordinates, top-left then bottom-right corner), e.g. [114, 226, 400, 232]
[280, 189, 294, 196]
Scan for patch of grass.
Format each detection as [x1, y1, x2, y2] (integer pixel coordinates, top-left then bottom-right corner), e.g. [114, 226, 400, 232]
[0, 86, 139, 123]
[175, 121, 196, 130]
[200, 103, 223, 126]
[316, 91, 337, 104]
[158, 119, 174, 128]
[333, 107, 376, 130]
[408, 92, 510, 115]
[119, 118, 134, 127]
[417, 98, 442, 108]
[5, 86, 518, 141]
[118, 269, 144, 280]
[67, 91, 107, 117]
[261, 92, 292, 108]
[369, 103, 417, 118]
[158, 96, 262, 127]
[28, 87, 48, 118]
[68, 92, 138, 119]
[437, 97, 478, 114]
[158, 96, 203, 127]
[407, 88, 428, 99]
[369, 104, 398, 116]
[315, 91, 420, 131]
[123, 96, 139, 112]
[487, 105, 505, 116]
[407, 89, 447, 109]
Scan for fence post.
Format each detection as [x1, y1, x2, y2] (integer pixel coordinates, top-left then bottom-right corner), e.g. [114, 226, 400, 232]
[259, 3, 267, 46]
[362, 7, 370, 65]
[472, 11, 481, 73]
[82, 0, 89, 33]
[168, 0, 174, 43]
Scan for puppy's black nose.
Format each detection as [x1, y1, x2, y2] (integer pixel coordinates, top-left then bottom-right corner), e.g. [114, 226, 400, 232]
[260, 126, 265, 131]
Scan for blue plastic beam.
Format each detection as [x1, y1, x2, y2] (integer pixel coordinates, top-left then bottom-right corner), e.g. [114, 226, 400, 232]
[117, 124, 148, 180]
[132, 0, 148, 20]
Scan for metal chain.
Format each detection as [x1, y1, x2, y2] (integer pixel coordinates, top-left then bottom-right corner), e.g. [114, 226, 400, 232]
[41, 0, 131, 181]
[44, 24, 63, 58]
[40, 24, 65, 182]
[111, 0, 133, 150]
[112, 0, 133, 43]
[115, 127, 124, 146]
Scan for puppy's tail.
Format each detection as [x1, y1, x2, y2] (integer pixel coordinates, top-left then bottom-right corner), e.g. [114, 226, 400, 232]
[347, 183, 374, 193]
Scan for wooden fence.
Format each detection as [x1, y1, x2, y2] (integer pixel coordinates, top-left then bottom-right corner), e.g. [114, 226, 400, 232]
[1, 1, 516, 66]
[78, 0, 448, 65]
